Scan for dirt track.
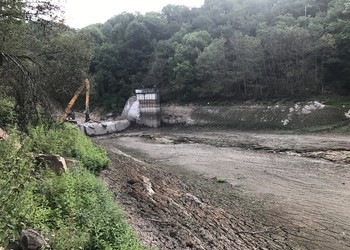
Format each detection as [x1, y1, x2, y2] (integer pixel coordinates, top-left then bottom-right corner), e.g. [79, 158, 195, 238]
[96, 128, 350, 249]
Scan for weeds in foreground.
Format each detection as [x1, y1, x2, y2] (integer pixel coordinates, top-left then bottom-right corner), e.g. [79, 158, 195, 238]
[23, 123, 110, 173]
[0, 124, 144, 249]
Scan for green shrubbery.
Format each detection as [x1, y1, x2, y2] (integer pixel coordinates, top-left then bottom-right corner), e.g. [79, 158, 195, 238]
[0, 136, 33, 243]
[45, 169, 142, 249]
[23, 123, 110, 173]
[0, 124, 144, 249]
[0, 97, 17, 128]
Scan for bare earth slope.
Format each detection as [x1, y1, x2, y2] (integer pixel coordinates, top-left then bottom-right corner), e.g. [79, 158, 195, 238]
[96, 129, 350, 250]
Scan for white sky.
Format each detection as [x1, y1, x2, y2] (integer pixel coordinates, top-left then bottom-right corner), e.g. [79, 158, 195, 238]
[64, 0, 204, 28]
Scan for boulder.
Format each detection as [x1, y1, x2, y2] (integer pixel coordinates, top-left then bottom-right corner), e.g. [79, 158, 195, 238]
[36, 154, 67, 175]
[19, 229, 48, 250]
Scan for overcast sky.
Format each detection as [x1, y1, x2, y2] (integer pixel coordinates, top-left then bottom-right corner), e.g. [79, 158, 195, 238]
[64, 0, 204, 28]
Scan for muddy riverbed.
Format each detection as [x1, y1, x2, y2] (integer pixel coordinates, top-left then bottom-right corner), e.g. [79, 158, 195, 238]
[96, 128, 350, 249]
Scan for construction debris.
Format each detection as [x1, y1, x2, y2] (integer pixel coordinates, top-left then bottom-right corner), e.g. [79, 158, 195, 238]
[78, 120, 130, 136]
[120, 96, 140, 122]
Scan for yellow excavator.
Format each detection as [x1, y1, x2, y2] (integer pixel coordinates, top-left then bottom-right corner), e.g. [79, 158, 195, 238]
[60, 78, 90, 122]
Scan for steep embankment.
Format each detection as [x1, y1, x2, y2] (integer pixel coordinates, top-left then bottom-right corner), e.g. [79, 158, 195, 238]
[0, 124, 143, 250]
[161, 101, 350, 131]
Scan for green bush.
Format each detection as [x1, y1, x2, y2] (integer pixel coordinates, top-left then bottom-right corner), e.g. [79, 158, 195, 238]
[0, 156, 143, 248]
[23, 123, 110, 172]
[44, 168, 143, 249]
[0, 96, 17, 128]
[0, 138, 34, 243]
[0, 128, 144, 249]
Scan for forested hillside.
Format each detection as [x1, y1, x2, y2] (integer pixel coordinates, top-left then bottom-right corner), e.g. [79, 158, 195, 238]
[0, 2, 143, 248]
[84, 0, 350, 109]
[2, 0, 349, 113]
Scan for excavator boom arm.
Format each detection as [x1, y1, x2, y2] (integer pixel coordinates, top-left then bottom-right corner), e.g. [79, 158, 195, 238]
[84, 79, 90, 121]
[61, 79, 90, 121]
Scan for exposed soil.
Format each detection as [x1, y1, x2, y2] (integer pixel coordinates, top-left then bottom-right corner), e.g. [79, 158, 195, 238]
[95, 128, 350, 250]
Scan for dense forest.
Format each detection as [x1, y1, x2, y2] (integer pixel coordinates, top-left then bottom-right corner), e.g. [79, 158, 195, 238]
[1, 0, 350, 114]
[81, 0, 350, 109]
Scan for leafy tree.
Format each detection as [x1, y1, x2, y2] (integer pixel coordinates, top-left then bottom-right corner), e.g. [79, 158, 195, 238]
[39, 30, 94, 105]
[141, 12, 168, 40]
[324, 0, 350, 93]
[0, 0, 91, 129]
[196, 38, 227, 98]
[162, 4, 193, 24]
[192, 14, 215, 31]
[226, 32, 264, 96]
[146, 40, 175, 91]
[170, 30, 212, 100]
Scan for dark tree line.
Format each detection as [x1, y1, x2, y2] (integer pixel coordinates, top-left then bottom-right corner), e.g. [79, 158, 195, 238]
[85, 0, 350, 107]
[0, 0, 93, 129]
[3, 0, 348, 116]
